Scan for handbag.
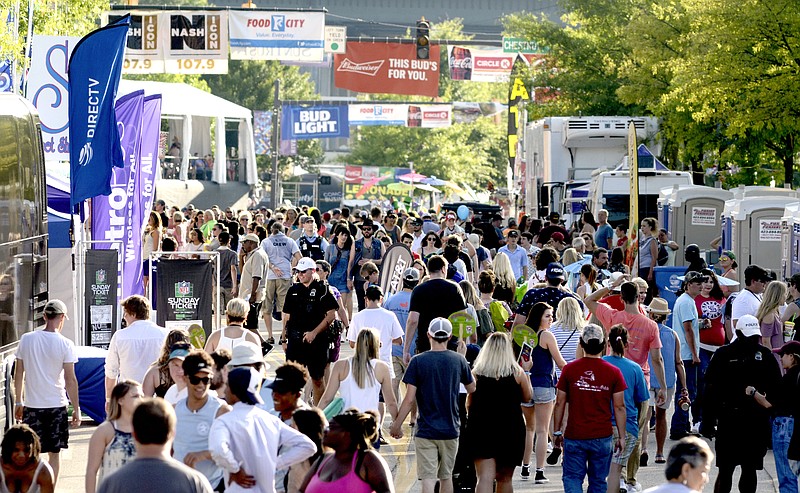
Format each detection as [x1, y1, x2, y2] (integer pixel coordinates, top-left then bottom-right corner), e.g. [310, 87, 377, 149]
[328, 319, 345, 345]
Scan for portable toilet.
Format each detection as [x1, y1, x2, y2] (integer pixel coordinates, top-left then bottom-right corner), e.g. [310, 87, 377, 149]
[782, 202, 800, 279]
[732, 185, 800, 200]
[659, 185, 733, 267]
[722, 196, 799, 284]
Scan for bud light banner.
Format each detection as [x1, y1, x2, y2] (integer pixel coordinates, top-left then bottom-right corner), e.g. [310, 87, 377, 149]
[85, 249, 119, 348]
[68, 15, 130, 207]
[334, 42, 440, 97]
[157, 259, 213, 338]
[228, 11, 325, 62]
[448, 45, 517, 83]
[379, 244, 414, 298]
[92, 90, 145, 300]
[281, 105, 349, 140]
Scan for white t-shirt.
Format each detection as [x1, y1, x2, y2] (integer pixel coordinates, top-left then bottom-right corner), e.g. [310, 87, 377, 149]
[17, 330, 78, 408]
[164, 384, 188, 405]
[731, 289, 762, 323]
[347, 307, 404, 378]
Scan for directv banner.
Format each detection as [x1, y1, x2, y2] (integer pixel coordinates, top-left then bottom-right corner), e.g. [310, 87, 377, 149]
[157, 259, 213, 337]
[228, 11, 325, 62]
[85, 249, 119, 348]
[349, 104, 408, 126]
[281, 105, 349, 140]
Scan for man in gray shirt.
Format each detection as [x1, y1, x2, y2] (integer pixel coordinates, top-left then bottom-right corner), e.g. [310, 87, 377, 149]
[97, 398, 213, 493]
[260, 223, 301, 344]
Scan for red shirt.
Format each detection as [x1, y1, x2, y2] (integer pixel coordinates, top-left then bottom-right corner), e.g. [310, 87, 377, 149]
[695, 294, 726, 347]
[557, 357, 627, 440]
[594, 303, 662, 383]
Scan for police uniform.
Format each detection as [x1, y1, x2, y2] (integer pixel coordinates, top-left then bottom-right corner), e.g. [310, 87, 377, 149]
[283, 279, 339, 380]
[298, 234, 326, 261]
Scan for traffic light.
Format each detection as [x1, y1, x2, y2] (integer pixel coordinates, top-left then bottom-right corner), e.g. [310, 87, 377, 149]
[416, 18, 430, 60]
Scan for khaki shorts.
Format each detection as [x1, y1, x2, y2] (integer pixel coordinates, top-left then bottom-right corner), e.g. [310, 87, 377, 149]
[649, 387, 676, 410]
[392, 355, 407, 380]
[415, 437, 459, 480]
[262, 278, 292, 315]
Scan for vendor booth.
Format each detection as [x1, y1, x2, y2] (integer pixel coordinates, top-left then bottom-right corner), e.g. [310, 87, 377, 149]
[657, 185, 733, 267]
[117, 80, 258, 185]
[722, 196, 798, 283]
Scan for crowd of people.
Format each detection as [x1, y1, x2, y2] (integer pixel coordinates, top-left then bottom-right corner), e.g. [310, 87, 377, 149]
[10, 200, 800, 493]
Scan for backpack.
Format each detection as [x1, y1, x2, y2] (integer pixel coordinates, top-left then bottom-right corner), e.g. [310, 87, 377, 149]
[657, 242, 669, 266]
[488, 300, 511, 332]
[447, 263, 464, 283]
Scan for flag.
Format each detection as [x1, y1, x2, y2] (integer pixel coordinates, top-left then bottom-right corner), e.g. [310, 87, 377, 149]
[92, 90, 145, 300]
[68, 15, 130, 207]
[507, 54, 530, 170]
[139, 95, 162, 227]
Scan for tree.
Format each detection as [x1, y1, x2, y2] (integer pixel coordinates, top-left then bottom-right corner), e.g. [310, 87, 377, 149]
[202, 60, 323, 175]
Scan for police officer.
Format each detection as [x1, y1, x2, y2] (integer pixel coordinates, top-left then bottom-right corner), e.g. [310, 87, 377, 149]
[701, 314, 781, 493]
[297, 216, 328, 261]
[280, 257, 339, 406]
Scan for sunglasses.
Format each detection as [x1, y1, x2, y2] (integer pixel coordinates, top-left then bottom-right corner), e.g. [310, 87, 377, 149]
[169, 343, 191, 352]
[719, 256, 730, 262]
[188, 375, 210, 385]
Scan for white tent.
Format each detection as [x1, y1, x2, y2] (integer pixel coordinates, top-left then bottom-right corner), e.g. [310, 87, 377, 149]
[117, 80, 258, 185]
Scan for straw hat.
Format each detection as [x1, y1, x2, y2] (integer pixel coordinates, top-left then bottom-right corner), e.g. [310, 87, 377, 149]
[646, 297, 671, 315]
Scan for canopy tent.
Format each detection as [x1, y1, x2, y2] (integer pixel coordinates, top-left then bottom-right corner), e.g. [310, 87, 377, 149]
[117, 80, 257, 185]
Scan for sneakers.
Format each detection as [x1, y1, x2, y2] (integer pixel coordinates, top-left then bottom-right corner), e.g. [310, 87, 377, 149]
[627, 483, 643, 493]
[690, 421, 702, 435]
[534, 469, 549, 484]
[520, 465, 531, 481]
[546, 447, 562, 465]
[619, 478, 628, 493]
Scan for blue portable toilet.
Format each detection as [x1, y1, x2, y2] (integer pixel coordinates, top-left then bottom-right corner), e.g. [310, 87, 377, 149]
[782, 202, 800, 280]
[653, 266, 686, 327]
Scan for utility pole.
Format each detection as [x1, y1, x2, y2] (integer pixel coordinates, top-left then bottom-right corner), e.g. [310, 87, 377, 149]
[270, 79, 280, 210]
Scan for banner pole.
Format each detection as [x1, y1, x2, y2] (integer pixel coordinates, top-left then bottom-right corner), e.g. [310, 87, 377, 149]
[271, 79, 280, 210]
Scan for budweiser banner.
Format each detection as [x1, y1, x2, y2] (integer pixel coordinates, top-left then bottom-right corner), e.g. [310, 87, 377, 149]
[349, 103, 408, 126]
[85, 249, 119, 348]
[448, 45, 516, 82]
[344, 165, 411, 201]
[162, 11, 228, 74]
[281, 104, 349, 140]
[157, 259, 214, 338]
[228, 11, 325, 62]
[106, 12, 165, 73]
[25, 35, 80, 161]
[334, 42, 440, 97]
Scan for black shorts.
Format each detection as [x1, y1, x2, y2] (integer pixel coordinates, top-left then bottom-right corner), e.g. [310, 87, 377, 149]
[245, 302, 262, 331]
[286, 337, 328, 380]
[23, 407, 69, 453]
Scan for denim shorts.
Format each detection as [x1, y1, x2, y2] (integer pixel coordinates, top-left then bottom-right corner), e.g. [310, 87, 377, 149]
[522, 386, 557, 407]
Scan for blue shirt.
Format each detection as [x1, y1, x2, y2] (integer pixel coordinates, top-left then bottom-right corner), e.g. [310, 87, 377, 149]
[595, 223, 614, 250]
[649, 324, 677, 389]
[384, 290, 415, 357]
[497, 245, 528, 280]
[603, 355, 649, 437]
[672, 293, 699, 361]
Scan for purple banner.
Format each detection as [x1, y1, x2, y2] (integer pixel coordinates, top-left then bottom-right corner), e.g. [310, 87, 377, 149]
[92, 90, 145, 299]
[139, 95, 161, 234]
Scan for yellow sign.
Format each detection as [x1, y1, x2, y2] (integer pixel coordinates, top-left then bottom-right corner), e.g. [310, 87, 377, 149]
[628, 122, 639, 259]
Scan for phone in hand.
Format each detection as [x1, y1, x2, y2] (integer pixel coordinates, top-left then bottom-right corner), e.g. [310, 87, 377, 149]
[518, 342, 533, 364]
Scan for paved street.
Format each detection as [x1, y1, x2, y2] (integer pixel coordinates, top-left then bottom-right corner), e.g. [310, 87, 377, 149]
[54, 323, 780, 493]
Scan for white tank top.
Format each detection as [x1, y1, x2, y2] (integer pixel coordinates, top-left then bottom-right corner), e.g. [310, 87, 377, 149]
[216, 326, 249, 352]
[339, 359, 381, 413]
[0, 461, 50, 493]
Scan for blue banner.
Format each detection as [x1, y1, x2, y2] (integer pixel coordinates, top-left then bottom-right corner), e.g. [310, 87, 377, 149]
[281, 105, 349, 140]
[68, 15, 130, 207]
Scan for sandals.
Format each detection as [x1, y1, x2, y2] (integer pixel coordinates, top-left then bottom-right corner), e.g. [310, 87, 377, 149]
[655, 455, 666, 464]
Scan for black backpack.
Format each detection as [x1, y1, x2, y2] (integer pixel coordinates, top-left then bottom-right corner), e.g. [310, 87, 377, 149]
[657, 242, 670, 266]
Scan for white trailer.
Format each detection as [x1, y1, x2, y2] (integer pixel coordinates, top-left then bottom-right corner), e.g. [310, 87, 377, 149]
[523, 116, 660, 218]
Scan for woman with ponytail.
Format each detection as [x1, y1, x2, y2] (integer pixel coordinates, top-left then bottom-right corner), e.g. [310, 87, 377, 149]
[603, 325, 650, 493]
[300, 409, 395, 493]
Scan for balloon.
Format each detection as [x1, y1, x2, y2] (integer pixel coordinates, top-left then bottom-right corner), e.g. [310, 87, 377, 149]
[457, 205, 470, 221]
